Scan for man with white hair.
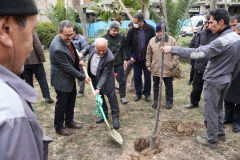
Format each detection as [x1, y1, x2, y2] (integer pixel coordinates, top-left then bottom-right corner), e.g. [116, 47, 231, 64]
[80, 38, 120, 129]
[102, 21, 128, 104]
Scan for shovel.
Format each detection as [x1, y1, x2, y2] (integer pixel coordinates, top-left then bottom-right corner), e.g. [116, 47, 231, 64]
[82, 66, 123, 145]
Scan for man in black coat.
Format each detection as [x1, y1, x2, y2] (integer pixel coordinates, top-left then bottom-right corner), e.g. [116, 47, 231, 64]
[125, 12, 156, 102]
[185, 15, 218, 109]
[79, 38, 120, 129]
[224, 15, 240, 133]
[50, 20, 91, 136]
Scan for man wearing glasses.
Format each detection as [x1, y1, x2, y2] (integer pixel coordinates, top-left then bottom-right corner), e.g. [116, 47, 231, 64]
[50, 20, 91, 136]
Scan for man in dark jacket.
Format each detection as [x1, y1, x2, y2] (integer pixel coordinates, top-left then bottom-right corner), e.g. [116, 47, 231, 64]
[185, 15, 218, 109]
[80, 38, 120, 129]
[161, 8, 240, 149]
[125, 12, 156, 102]
[23, 31, 54, 103]
[102, 21, 128, 104]
[224, 15, 240, 133]
[50, 20, 91, 136]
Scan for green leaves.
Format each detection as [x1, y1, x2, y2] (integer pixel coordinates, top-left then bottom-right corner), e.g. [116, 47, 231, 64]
[46, 0, 77, 30]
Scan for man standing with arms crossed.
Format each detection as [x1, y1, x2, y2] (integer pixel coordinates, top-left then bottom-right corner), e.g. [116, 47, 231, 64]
[161, 8, 240, 149]
[102, 21, 128, 104]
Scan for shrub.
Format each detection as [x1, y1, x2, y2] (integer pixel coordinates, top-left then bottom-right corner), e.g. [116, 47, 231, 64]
[36, 22, 58, 49]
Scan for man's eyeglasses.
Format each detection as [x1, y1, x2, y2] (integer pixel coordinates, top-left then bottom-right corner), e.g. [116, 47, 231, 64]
[63, 33, 75, 38]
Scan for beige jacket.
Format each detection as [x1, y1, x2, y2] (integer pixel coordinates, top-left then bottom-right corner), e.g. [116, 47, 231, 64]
[146, 35, 179, 77]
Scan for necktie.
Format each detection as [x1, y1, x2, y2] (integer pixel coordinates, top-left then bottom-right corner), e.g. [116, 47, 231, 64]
[67, 43, 75, 62]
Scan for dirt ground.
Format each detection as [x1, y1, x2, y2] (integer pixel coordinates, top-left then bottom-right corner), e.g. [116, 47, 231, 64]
[33, 51, 240, 160]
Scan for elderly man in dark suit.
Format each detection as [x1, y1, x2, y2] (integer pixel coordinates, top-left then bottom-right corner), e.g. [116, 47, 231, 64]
[79, 38, 120, 129]
[50, 20, 91, 136]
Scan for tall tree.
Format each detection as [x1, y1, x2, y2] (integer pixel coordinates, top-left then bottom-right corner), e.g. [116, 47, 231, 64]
[90, 0, 141, 22]
[74, 0, 88, 38]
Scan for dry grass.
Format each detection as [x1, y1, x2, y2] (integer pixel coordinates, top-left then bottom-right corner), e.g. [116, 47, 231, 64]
[31, 49, 240, 160]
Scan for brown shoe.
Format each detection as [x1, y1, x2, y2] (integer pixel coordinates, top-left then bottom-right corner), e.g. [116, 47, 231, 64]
[196, 136, 217, 149]
[65, 121, 82, 129]
[56, 127, 72, 136]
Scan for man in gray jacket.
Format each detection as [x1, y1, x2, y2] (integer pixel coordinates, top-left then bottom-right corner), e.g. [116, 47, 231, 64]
[0, 0, 53, 159]
[161, 8, 240, 149]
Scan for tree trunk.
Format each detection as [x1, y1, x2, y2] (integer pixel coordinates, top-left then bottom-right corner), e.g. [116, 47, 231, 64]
[150, 0, 166, 150]
[74, 0, 88, 39]
[116, 0, 133, 21]
[141, 0, 145, 15]
[210, 0, 218, 10]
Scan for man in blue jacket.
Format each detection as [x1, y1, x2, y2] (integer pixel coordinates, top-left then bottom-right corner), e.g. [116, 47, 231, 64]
[125, 12, 156, 102]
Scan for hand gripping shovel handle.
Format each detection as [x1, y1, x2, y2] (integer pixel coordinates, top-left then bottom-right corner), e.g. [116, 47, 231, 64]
[82, 66, 95, 94]
[82, 66, 112, 130]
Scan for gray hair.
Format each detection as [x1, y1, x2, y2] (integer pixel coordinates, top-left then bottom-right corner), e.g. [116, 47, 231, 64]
[236, 23, 240, 30]
[133, 12, 144, 22]
[95, 38, 108, 46]
[110, 21, 121, 29]
[58, 20, 74, 33]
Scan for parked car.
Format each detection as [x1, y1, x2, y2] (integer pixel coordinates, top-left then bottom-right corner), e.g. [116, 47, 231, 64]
[180, 15, 205, 37]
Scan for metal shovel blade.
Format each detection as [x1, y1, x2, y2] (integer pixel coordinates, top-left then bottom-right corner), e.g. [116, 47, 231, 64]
[107, 129, 123, 145]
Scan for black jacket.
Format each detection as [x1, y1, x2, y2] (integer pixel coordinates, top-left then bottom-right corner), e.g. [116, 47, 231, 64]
[194, 29, 218, 73]
[81, 43, 116, 95]
[49, 35, 85, 92]
[102, 31, 128, 65]
[125, 21, 155, 62]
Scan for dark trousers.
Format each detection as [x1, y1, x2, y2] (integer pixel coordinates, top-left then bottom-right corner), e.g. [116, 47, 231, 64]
[91, 76, 119, 119]
[54, 83, 76, 130]
[23, 64, 50, 98]
[114, 64, 126, 98]
[133, 60, 151, 96]
[189, 60, 195, 83]
[224, 101, 240, 125]
[100, 91, 120, 119]
[77, 66, 85, 94]
[153, 76, 173, 105]
[190, 71, 204, 106]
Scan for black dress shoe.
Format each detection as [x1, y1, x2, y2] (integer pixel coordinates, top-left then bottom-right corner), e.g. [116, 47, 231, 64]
[166, 104, 172, 109]
[96, 117, 108, 124]
[152, 103, 157, 109]
[115, 87, 119, 90]
[134, 96, 141, 102]
[45, 97, 54, 103]
[233, 124, 240, 133]
[184, 103, 199, 109]
[187, 80, 191, 85]
[145, 96, 150, 102]
[56, 127, 72, 136]
[65, 121, 82, 129]
[113, 118, 120, 129]
[223, 120, 233, 124]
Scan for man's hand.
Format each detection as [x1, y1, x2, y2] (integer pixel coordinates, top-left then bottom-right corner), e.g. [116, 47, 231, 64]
[130, 57, 136, 63]
[84, 77, 91, 85]
[147, 66, 151, 72]
[79, 60, 85, 66]
[93, 89, 100, 98]
[123, 60, 128, 69]
[160, 46, 172, 54]
[78, 52, 84, 58]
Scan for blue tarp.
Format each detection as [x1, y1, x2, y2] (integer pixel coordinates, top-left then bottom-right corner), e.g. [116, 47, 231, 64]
[78, 20, 157, 38]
